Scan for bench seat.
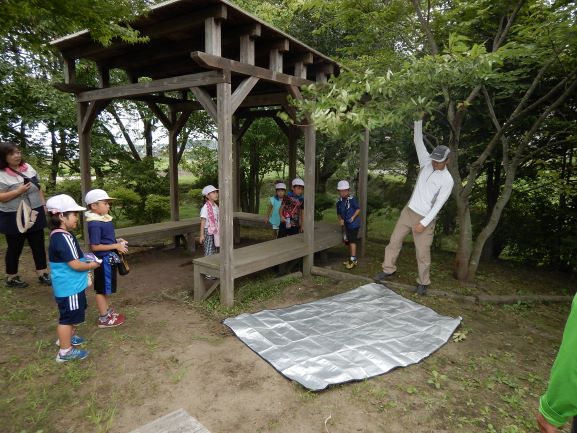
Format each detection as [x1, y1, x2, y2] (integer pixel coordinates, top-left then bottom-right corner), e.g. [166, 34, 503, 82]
[115, 218, 201, 252]
[193, 224, 341, 300]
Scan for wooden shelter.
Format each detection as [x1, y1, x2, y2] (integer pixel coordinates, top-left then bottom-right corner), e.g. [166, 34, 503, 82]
[51, 0, 369, 306]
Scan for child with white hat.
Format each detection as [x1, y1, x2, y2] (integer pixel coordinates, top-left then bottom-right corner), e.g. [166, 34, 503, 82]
[85, 188, 127, 328]
[336, 180, 361, 269]
[199, 185, 219, 279]
[46, 194, 100, 362]
[264, 181, 286, 238]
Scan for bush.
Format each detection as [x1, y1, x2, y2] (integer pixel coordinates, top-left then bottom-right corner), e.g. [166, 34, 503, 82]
[315, 193, 335, 221]
[143, 194, 171, 223]
[107, 187, 141, 222]
[186, 188, 205, 211]
[52, 179, 82, 204]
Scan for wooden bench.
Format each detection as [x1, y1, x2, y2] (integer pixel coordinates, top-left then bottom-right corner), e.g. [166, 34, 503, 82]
[193, 224, 341, 301]
[116, 218, 201, 253]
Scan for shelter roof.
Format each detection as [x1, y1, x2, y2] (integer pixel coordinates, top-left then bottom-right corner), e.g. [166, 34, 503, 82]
[51, 0, 339, 84]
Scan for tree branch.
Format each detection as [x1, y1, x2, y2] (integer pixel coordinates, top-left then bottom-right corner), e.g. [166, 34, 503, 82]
[411, 0, 439, 55]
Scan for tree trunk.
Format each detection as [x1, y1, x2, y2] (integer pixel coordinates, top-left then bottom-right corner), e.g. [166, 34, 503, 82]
[481, 161, 502, 260]
[454, 194, 473, 281]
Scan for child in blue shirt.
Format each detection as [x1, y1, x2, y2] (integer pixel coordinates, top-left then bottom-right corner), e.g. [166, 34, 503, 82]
[336, 180, 361, 269]
[85, 189, 128, 328]
[264, 182, 286, 238]
[47, 194, 100, 362]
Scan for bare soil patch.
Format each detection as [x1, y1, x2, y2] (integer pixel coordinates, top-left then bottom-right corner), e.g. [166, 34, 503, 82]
[0, 240, 575, 433]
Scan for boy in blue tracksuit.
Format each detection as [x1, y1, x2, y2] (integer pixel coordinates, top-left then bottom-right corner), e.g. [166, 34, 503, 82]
[336, 180, 361, 269]
[47, 194, 100, 362]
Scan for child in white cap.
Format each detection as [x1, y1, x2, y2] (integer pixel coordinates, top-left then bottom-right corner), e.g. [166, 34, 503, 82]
[85, 189, 128, 328]
[199, 185, 219, 279]
[264, 181, 286, 238]
[336, 180, 361, 269]
[279, 178, 304, 238]
[46, 194, 100, 362]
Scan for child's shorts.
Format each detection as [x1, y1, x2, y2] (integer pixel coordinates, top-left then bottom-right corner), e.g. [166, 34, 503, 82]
[55, 290, 87, 325]
[345, 227, 360, 243]
[93, 259, 118, 295]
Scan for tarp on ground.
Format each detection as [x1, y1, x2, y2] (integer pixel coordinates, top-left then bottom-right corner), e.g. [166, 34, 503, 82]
[224, 283, 461, 391]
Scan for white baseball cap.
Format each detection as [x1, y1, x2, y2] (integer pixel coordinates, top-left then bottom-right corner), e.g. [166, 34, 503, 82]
[275, 182, 287, 190]
[85, 189, 115, 205]
[46, 194, 86, 214]
[202, 185, 218, 196]
[292, 178, 305, 187]
[337, 180, 350, 190]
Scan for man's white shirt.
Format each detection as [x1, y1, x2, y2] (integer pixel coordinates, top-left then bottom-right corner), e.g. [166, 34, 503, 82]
[407, 120, 454, 227]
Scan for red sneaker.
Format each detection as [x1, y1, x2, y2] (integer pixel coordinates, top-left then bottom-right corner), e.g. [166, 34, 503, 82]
[97, 312, 126, 328]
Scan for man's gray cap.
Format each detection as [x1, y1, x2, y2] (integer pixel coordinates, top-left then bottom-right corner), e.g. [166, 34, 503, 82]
[430, 145, 450, 162]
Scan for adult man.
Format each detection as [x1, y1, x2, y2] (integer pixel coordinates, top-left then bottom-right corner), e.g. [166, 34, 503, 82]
[536, 294, 577, 433]
[374, 118, 454, 295]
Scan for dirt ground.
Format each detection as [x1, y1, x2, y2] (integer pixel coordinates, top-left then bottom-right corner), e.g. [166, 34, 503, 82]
[1, 237, 575, 433]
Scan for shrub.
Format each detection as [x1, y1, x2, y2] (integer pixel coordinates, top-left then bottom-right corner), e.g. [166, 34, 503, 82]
[107, 187, 141, 222]
[52, 179, 82, 204]
[315, 193, 335, 221]
[143, 194, 171, 223]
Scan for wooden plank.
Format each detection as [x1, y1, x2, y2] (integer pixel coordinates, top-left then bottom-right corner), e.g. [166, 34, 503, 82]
[80, 100, 108, 134]
[302, 124, 316, 276]
[76, 71, 227, 103]
[217, 81, 235, 306]
[231, 77, 259, 113]
[191, 51, 312, 87]
[191, 87, 217, 123]
[146, 102, 171, 129]
[63, 57, 76, 84]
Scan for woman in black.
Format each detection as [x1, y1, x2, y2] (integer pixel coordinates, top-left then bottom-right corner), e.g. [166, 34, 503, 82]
[0, 142, 50, 287]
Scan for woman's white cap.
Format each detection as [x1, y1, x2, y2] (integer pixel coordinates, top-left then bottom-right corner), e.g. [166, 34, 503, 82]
[337, 180, 350, 190]
[202, 185, 218, 196]
[85, 189, 115, 205]
[46, 194, 86, 213]
[292, 178, 305, 187]
[275, 182, 287, 190]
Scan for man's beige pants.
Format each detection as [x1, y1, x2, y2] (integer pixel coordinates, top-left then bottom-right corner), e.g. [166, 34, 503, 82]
[382, 206, 436, 285]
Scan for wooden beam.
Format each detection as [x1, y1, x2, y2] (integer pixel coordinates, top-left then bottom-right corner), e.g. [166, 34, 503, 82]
[97, 66, 110, 88]
[205, 17, 222, 56]
[80, 100, 109, 134]
[302, 124, 316, 276]
[168, 109, 180, 221]
[217, 82, 235, 306]
[269, 48, 283, 73]
[59, 5, 228, 60]
[76, 102, 91, 245]
[359, 128, 369, 258]
[237, 116, 255, 141]
[288, 125, 298, 181]
[76, 71, 227, 103]
[239, 24, 260, 65]
[173, 110, 192, 137]
[63, 58, 76, 84]
[191, 51, 311, 87]
[272, 116, 290, 137]
[190, 87, 217, 123]
[231, 77, 259, 113]
[146, 102, 172, 130]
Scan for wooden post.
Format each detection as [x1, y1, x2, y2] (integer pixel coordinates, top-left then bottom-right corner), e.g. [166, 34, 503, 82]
[76, 101, 92, 244]
[288, 125, 297, 182]
[168, 108, 180, 222]
[233, 116, 241, 244]
[359, 128, 369, 257]
[217, 81, 234, 306]
[205, 17, 222, 56]
[302, 124, 316, 276]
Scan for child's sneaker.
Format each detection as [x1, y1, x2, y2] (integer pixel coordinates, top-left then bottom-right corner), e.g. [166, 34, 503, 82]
[55, 347, 89, 363]
[345, 259, 358, 269]
[97, 312, 125, 328]
[38, 273, 51, 286]
[55, 334, 86, 347]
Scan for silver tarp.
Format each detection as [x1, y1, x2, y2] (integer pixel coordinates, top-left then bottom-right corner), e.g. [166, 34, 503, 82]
[224, 283, 461, 391]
